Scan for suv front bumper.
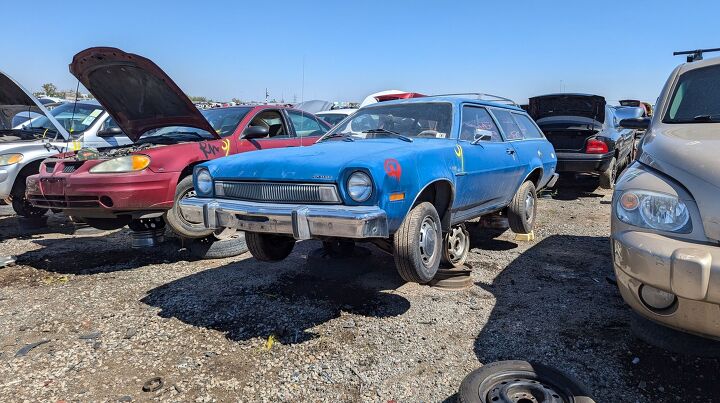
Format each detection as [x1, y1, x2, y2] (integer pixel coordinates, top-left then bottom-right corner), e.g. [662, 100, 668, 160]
[179, 197, 389, 240]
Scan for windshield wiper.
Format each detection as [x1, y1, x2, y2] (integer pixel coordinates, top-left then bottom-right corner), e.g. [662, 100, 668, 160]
[319, 132, 355, 142]
[693, 114, 720, 121]
[362, 129, 413, 142]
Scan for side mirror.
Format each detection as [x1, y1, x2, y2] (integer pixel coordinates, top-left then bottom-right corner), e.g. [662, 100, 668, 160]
[619, 117, 650, 130]
[472, 129, 494, 143]
[242, 125, 269, 139]
[97, 127, 123, 137]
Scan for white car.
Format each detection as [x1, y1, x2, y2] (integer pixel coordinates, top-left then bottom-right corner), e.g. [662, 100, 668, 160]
[1, 70, 131, 217]
[315, 108, 357, 126]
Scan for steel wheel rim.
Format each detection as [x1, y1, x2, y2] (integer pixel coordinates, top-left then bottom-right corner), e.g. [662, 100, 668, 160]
[178, 188, 202, 225]
[445, 225, 468, 263]
[525, 192, 535, 223]
[419, 216, 438, 265]
[480, 372, 569, 403]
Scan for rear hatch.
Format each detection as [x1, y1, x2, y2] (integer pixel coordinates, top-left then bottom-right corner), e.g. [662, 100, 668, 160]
[529, 94, 606, 152]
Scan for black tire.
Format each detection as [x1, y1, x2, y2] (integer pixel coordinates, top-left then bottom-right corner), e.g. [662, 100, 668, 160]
[393, 202, 442, 283]
[458, 360, 595, 403]
[441, 224, 470, 268]
[507, 181, 537, 234]
[10, 170, 47, 218]
[598, 156, 616, 190]
[246, 232, 295, 262]
[188, 233, 249, 259]
[81, 216, 131, 230]
[164, 175, 214, 239]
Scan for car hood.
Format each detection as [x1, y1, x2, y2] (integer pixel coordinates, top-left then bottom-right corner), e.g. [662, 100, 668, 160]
[205, 139, 429, 181]
[529, 94, 606, 123]
[0, 70, 70, 141]
[641, 124, 720, 241]
[70, 47, 217, 142]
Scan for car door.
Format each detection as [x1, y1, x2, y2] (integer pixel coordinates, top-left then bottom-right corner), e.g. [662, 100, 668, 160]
[284, 109, 330, 144]
[236, 108, 303, 152]
[455, 105, 523, 213]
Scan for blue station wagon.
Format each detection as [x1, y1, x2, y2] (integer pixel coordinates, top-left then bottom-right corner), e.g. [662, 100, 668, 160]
[179, 95, 558, 283]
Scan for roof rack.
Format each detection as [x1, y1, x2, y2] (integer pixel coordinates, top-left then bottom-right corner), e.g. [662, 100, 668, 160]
[673, 48, 720, 63]
[430, 92, 519, 106]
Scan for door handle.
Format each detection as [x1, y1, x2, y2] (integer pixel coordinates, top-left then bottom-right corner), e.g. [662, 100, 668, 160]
[506, 148, 515, 155]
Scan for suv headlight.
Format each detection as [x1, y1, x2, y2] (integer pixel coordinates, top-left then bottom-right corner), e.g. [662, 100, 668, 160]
[347, 171, 372, 202]
[89, 155, 151, 173]
[0, 153, 23, 166]
[616, 190, 691, 233]
[195, 168, 213, 196]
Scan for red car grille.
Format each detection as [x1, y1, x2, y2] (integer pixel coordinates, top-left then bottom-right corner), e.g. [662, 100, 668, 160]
[28, 195, 100, 208]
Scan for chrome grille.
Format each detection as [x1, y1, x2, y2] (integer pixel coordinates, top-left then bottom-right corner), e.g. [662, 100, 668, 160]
[215, 181, 340, 204]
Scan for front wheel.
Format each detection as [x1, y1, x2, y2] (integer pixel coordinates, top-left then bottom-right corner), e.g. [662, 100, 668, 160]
[393, 202, 442, 283]
[507, 181, 537, 234]
[246, 232, 296, 262]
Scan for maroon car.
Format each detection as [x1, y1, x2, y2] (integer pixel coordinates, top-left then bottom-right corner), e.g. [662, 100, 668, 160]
[26, 47, 330, 258]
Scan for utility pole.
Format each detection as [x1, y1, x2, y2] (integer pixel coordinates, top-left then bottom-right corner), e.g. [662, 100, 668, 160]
[265, 88, 269, 104]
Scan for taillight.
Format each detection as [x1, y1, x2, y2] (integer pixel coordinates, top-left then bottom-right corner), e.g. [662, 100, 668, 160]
[585, 139, 609, 154]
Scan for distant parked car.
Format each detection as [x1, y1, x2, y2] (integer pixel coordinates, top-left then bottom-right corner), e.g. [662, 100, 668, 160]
[528, 94, 637, 189]
[619, 99, 653, 116]
[180, 95, 558, 283]
[315, 109, 356, 126]
[0, 71, 130, 217]
[26, 47, 331, 258]
[612, 52, 720, 340]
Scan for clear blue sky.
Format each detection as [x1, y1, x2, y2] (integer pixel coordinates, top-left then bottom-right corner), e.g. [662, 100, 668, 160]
[5, 0, 719, 104]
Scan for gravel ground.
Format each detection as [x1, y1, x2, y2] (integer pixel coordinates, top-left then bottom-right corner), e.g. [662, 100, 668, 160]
[1, 184, 719, 402]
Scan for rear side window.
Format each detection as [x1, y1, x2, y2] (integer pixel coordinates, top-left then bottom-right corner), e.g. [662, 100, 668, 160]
[665, 64, 720, 123]
[511, 113, 545, 139]
[459, 106, 502, 142]
[491, 109, 523, 140]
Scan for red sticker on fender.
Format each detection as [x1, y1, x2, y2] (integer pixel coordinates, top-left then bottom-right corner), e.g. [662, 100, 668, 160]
[384, 158, 402, 181]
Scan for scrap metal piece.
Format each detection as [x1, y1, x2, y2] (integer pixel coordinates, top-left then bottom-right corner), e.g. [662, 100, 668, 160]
[15, 340, 50, 357]
[142, 377, 164, 392]
[429, 268, 473, 290]
[0, 255, 16, 268]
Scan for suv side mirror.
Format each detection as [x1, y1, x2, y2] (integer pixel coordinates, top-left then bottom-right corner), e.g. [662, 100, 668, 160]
[619, 117, 650, 130]
[242, 125, 269, 139]
[97, 127, 123, 137]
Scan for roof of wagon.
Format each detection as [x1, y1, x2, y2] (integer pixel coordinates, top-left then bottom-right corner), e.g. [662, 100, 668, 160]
[360, 95, 524, 111]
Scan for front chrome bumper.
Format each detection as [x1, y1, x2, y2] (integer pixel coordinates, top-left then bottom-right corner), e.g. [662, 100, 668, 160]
[178, 197, 389, 240]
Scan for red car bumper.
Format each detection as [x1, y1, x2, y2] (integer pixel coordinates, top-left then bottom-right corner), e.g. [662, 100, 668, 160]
[26, 162, 177, 218]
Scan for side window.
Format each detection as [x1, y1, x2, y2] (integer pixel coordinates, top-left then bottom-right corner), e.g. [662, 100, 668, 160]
[287, 110, 328, 137]
[492, 109, 524, 140]
[100, 116, 120, 131]
[459, 106, 502, 142]
[247, 110, 288, 138]
[511, 113, 545, 139]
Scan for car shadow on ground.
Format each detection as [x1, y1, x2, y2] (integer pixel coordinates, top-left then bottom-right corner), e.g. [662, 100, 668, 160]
[141, 241, 410, 344]
[0, 212, 78, 240]
[546, 175, 606, 201]
[471, 234, 720, 401]
[14, 230, 192, 274]
[467, 224, 518, 251]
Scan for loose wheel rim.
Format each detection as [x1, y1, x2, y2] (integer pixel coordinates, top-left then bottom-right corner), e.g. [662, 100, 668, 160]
[480, 371, 569, 403]
[445, 225, 468, 263]
[525, 192, 535, 223]
[419, 216, 438, 265]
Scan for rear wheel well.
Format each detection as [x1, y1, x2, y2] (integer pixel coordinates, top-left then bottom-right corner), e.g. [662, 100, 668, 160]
[412, 181, 453, 230]
[526, 168, 543, 187]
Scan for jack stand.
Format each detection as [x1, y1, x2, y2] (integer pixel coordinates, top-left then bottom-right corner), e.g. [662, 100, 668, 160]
[514, 231, 535, 242]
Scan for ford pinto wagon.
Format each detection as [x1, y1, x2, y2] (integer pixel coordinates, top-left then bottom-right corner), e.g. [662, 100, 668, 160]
[180, 96, 558, 282]
[26, 47, 329, 257]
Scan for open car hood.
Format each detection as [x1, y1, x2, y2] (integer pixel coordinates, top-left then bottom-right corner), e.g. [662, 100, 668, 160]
[529, 94, 605, 123]
[0, 70, 70, 140]
[70, 47, 217, 142]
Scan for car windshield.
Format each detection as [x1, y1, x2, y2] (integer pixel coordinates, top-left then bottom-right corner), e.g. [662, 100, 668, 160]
[17, 102, 104, 137]
[320, 102, 452, 141]
[141, 107, 252, 139]
[665, 64, 720, 123]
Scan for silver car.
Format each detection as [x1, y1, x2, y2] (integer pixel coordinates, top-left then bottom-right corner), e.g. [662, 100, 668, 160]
[0, 70, 131, 217]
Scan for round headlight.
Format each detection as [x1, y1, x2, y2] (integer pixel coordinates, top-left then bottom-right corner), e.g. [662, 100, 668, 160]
[89, 155, 151, 173]
[347, 171, 372, 202]
[0, 153, 23, 166]
[196, 169, 213, 195]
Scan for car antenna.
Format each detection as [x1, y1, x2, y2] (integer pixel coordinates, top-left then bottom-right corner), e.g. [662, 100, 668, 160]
[66, 80, 81, 152]
[673, 48, 720, 62]
[300, 55, 305, 147]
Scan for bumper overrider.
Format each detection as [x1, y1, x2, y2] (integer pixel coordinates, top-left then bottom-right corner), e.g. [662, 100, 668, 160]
[178, 197, 389, 240]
